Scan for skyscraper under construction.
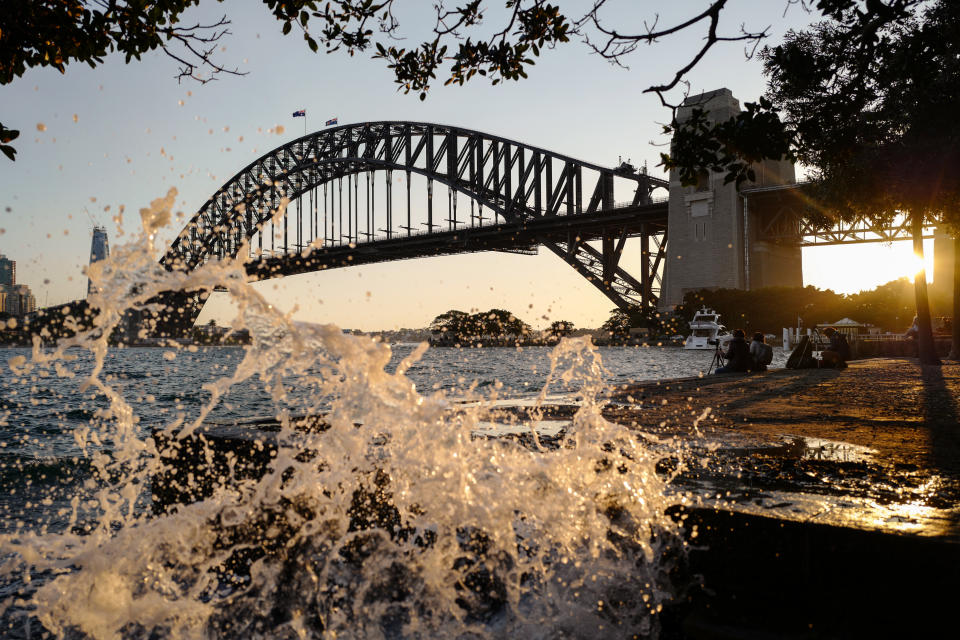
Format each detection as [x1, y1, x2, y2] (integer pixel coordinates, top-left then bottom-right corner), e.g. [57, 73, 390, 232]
[87, 226, 110, 297]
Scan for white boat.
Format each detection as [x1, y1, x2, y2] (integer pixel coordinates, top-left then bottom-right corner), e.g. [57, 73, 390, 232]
[684, 307, 732, 350]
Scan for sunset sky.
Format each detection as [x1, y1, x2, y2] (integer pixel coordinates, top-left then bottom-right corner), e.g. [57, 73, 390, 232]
[0, 1, 938, 330]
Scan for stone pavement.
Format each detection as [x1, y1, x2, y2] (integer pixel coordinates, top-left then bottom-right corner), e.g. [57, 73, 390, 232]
[603, 358, 960, 539]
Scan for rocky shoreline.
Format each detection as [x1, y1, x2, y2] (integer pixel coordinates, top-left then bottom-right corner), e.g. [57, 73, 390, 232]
[152, 357, 960, 637]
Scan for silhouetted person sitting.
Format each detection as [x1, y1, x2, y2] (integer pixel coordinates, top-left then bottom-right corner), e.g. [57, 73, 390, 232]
[750, 332, 774, 371]
[904, 315, 919, 339]
[820, 327, 850, 368]
[715, 329, 751, 373]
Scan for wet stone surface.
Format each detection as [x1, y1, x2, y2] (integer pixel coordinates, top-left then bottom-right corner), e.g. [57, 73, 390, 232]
[601, 358, 960, 540]
[478, 358, 960, 539]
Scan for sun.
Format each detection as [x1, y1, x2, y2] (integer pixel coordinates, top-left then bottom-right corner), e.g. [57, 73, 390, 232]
[899, 252, 928, 279]
[803, 240, 935, 295]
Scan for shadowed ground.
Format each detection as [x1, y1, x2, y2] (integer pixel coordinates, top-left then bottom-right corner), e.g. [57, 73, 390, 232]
[602, 358, 960, 540]
[610, 358, 960, 471]
[598, 359, 960, 636]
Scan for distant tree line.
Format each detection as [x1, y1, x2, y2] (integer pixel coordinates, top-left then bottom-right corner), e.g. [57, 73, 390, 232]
[592, 278, 943, 341]
[190, 319, 251, 345]
[547, 320, 574, 340]
[600, 306, 687, 340]
[676, 279, 929, 336]
[429, 309, 532, 346]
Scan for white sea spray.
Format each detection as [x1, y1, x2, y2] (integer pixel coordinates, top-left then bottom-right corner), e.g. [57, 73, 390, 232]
[0, 190, 687, 639]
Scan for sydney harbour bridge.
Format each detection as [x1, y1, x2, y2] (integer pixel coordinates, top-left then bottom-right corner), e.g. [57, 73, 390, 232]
[161, 120, 671, 322]
[26, 89, 946, 340]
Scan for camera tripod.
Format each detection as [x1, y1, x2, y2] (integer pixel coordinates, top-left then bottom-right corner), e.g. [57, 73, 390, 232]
[708, 340, 725, 374]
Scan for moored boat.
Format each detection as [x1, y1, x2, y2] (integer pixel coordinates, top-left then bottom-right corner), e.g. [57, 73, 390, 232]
[684, 307, 732, 350]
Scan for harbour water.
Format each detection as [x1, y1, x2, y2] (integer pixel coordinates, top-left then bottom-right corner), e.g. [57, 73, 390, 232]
[4, 332, 774, 638]
[0, 203, 789, 638]
[1, 343, 786, 538]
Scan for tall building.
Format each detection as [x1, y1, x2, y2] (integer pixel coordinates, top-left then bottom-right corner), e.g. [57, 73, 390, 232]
[87, 226, 110, 297]
[0, 254, 14, 286]
[0, 254, 36, 316]
[1, 285, 37, 315]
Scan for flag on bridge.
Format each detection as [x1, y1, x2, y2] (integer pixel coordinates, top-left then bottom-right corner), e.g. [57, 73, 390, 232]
[292, 109, 306, 117]
[325, 117, 338, 126]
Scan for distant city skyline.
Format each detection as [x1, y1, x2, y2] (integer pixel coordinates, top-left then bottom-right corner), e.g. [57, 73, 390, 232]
[0, 2, 940, 330]
[0, 253, 37, 316]
[86, 226, 110, 298]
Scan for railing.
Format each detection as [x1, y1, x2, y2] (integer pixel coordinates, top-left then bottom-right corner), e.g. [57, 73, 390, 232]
[249, 196, 669, 259]
[858, 333, 907, 342]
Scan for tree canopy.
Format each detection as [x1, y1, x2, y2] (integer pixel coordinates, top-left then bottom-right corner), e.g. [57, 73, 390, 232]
[0, 1, 803, 162]
[547, 320, 574, 338]
[765, 0, 960, 224]
[678, 280, 928, 337]
[429, 308, 531, 344]
[667, 0, 959, 227]
[600, 305, 685, 339]
[665, 0, 942, 186]
[762, 0, 955, 364]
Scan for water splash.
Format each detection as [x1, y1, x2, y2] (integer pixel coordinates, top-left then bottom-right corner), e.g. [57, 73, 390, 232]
[1, 191, 685, 639]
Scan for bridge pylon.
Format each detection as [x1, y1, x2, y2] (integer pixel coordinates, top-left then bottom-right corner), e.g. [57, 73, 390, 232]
[659, 89, 801, 310]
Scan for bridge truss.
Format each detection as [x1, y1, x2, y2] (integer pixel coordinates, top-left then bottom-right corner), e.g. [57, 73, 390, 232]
[743, 183, 938, 246]
[161, 122, 668, 330]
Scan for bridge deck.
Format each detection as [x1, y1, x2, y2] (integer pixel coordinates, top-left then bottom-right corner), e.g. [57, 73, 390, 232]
[247, 202, 668, 280]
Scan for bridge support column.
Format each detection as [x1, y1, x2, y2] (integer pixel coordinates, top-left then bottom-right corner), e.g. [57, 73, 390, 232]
[932, 228, 956, 315]
[640, 229, 651, 305]
[638, 224, 666, 309]
[660, 88, 800, 310]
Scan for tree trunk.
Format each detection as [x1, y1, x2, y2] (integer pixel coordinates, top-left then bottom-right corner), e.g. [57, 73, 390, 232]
[950, 234, 960, 360]
[912, 213, 941, 366]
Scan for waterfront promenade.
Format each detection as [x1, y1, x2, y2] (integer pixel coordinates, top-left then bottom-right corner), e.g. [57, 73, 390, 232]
[602, 359, 960, 635]
[612, 358, 960, 474]
[605, 358, 960, 537]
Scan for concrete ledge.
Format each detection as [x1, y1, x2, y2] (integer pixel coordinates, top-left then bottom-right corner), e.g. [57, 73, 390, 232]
[667, 506, 958, 638]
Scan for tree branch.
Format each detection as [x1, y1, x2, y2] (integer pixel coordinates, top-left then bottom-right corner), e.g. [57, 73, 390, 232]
[575, 0, 770, 108]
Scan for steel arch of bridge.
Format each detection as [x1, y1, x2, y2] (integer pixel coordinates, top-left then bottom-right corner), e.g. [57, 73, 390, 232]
[162, 122, 668, 325]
